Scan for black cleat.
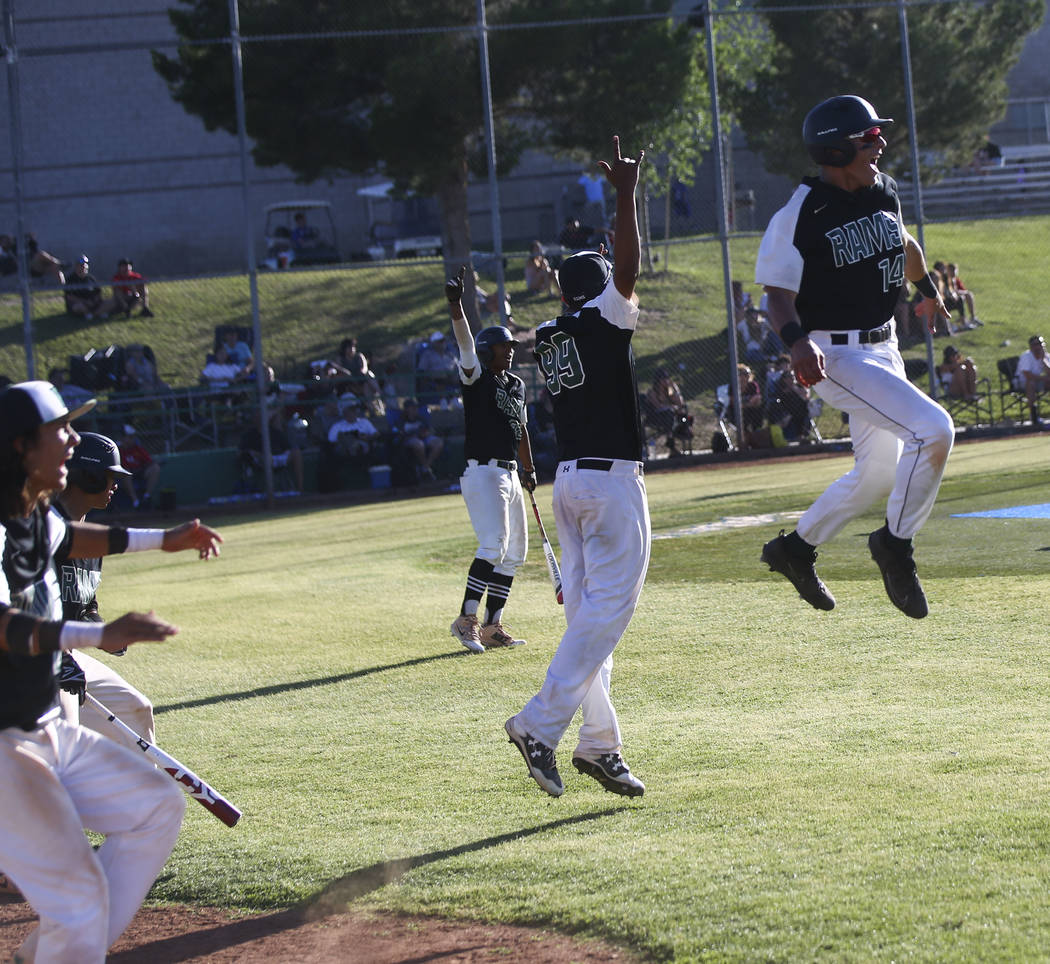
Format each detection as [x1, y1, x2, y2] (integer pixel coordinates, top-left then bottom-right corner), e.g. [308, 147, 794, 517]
[868, 527, 928, 619]
[505, 717, 563, 796]
[572, 752, 645, 797]
[761, 530, 835, 611]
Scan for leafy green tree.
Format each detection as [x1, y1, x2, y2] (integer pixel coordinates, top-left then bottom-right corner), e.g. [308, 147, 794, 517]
[730, 0, 1044, 182]
[153, 0, 760, 302]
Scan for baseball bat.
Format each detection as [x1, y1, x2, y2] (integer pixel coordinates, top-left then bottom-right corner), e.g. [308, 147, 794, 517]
[84, 693, 242, 828]
[527, 488, 564, 605]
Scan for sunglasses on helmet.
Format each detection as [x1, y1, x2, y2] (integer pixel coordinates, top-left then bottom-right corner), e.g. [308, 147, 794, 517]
[847, 126, 882, 144]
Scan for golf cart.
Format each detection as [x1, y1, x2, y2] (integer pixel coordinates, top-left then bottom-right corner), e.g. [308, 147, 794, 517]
[259, 201, 341, 270]
[356, 182, 442, 260]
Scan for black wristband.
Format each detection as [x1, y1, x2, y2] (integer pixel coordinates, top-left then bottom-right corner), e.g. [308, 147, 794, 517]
[915, 273, 938, 299]
[779, 321, 806, 348]
[107, 525, 129, 555]
[38, 621, 63, 653]
[6, 612, 38, 656]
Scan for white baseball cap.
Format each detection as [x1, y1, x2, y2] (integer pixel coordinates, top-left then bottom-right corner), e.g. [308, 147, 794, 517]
[0, 380, 95, 446]
[430, 331, 445, 341]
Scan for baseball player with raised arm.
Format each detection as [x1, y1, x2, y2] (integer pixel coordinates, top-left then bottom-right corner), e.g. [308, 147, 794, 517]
[0, 381, 222, 963]
[53, 432, 157, 748]
[446, 267, 535, 653]
[756, 95, 954, 619]
[505, 135, 648, 798]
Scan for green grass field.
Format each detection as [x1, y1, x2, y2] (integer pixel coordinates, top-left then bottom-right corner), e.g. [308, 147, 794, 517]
[93, 434, 1050, 962]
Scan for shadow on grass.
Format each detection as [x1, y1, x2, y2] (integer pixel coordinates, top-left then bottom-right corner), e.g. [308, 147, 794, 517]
[106, 809, 628, 963]
[153, 650, 467, 716]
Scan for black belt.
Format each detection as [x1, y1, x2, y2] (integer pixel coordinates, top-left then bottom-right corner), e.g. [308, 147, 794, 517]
[492, 459, 515, 470]
[577, 458, 614, 471]
[830, 323, 892, 346]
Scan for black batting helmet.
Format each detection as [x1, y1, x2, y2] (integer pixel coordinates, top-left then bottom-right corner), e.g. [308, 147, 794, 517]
[802, 95, 893, 168]
[67, 432, 131, 493]
[559, 250, 613, 311]
[475, 325, 515, 366]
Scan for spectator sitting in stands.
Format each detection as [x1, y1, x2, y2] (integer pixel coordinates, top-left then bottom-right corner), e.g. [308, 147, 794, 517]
[221, 328, 254, 369]
[201, 343, 251, 391]
[332, 337, 370, 377]
[123, 343, 171, 395]
[473, 273, 518, 331]
[1015, 334, 1050, 425]
[239, 404, 304, 493]
[737, 305, 766, 365]
[0, 232, 65, 284]
[645, 368, 693, 455]
[111, 257, 154, 318]
[524, 241, 560, 298]
[944, 262, 981, 328]
[64, 255, 118, 320]
[290, 211, 319, 249]
[913, 263, 954, 337]
[558, 217, 596, 251]
[117, 424, 161, 509]
[417, 331, 458, 395]
[730, 363, 765, 445]
[48, 366, 95, 411]
[327, 396, 379, 460]
[937, 345, 980, 400]
[389, 397, 443, 482]
[766, 366, 814, 441]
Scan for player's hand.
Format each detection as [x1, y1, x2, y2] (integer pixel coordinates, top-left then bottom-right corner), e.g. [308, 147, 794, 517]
[163, 519, 223, 559]
[101, 611, 179, 652]
[924, 296, 951, 334]
[597, 135, 644, 193]
[791, 338, 826, 388]
[445, 266, 466, 304]
[519, 469, 537, 492]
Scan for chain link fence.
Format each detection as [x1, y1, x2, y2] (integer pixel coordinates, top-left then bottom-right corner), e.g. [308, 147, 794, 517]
[2, 0, 1047, 504]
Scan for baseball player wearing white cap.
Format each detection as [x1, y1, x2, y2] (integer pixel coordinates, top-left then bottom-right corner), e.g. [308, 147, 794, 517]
[445, 268, 534, 653]
[756, 95, 954, 619]
[0, 381, 221, 962]
[505, 136, 648, 798]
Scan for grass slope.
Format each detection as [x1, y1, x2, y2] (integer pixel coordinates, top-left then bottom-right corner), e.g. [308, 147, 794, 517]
[1, 215, 1047, 398]
[95, 435, 1050, 961]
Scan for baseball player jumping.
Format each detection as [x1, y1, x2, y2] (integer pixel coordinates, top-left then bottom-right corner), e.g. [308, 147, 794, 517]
[756, 95, 954, 619]
[0, 381, 221, 962]
[446, 269, 536, 653]
[505, 135, 648, 798]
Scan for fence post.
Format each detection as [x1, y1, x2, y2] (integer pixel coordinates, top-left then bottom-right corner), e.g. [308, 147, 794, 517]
[475, 0, 509, 326]
[227, 0, 274, 505]
[3, 0, 35, 379]
[703, 2, 745, 448]
[898, 0, 938, 398]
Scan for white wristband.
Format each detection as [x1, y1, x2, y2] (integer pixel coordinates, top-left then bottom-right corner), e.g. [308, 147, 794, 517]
[127, 528, 166, 552]
[59, 621, 105, 651]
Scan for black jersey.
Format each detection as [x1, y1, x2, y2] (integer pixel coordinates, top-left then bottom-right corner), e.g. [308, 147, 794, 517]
[0, 504, 70, 730]
[534, 282, 643, 462]
[461, 367, 526, 463]
[755, 172, 905, 332]
[52, 502, 102, 622]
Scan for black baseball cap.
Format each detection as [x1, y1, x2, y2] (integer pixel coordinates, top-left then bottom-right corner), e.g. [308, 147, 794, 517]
[559, 250, 613, 310]
[0, 380, 96, 447]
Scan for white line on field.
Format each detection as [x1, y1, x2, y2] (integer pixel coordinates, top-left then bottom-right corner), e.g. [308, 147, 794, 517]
[653, 511, 805, 540]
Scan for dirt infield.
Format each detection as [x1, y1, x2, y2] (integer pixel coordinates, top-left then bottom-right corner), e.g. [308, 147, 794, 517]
[0, 895, 642, 962]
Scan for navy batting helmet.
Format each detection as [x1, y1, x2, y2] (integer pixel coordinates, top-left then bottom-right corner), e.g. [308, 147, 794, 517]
[67, 432, 131, 494]
[802, 95, 892, 168]
[475, 325, 515, 366]
[559, 250, 613, 311]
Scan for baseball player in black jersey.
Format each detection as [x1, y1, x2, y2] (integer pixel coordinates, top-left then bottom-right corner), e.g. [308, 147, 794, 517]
[54, 432, 157, 747]
[445, 269, 535, 653]
[505, 136, 648, 798]
[0, 381, 219, 963]
[756, 95, 954, 619]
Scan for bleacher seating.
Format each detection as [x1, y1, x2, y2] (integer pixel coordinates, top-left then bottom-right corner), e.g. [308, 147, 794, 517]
[897, 153, 1050, 221]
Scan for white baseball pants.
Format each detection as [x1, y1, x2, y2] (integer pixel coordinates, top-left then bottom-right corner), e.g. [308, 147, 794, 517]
[517, 460, 650, 754]
[76, 650, 157, 747]
[0, 718, 185, 963]
[800, 329, 954, 544]
[460, 460, 527, 576]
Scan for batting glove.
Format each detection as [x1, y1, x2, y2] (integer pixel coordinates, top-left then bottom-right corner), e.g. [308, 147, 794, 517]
[445, 265, 466, 304]
[519, 469, 537, 492]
